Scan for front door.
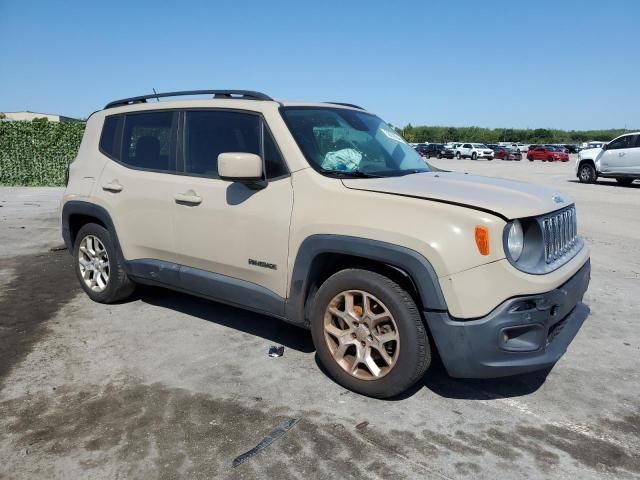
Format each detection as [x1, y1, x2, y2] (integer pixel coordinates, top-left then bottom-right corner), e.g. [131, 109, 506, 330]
[172, 110, 293, 299]
[600, 134, 638, 174]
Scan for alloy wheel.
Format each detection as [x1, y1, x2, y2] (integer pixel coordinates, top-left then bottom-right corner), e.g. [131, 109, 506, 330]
[78, 235, 110, 292]
[323, 290, 400, 380]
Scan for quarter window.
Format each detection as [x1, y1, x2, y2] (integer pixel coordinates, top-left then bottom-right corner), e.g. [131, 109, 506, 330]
[121, 111, 176, 171]
[99, 115, 122, 159]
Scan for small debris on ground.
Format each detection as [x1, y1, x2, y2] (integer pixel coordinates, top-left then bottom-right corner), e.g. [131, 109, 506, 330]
[49, 245, 67, 252]
[355, 421, 369, 430]
[268, 345, 284, 358]
[232, 418, 299, 467]
[20, 448, 28, 456]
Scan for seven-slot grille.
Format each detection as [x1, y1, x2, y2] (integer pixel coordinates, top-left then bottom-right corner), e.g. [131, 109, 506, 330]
[542, 206, 578, 263]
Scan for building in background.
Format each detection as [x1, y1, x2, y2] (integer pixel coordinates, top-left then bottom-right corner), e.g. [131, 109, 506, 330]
[0, 111, 80, 122]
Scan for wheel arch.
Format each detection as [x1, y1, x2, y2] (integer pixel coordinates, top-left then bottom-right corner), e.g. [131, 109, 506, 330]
[62, 201, 123, 258]
[576, 158, 597, 177]
[285, 235, 448, 328]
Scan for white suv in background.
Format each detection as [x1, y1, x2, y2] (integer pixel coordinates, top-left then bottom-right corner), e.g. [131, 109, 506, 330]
[456, 143, 494, 160]
[576, 132, 640, 185]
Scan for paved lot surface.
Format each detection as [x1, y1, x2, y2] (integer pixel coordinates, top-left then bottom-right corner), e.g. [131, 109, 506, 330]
[0, 159, 639, 479]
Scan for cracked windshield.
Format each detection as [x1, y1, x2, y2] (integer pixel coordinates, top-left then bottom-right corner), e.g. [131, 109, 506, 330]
[282, 107, 430, 177]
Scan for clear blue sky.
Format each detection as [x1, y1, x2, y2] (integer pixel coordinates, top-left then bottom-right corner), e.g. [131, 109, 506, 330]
[1, 0, 638, 130]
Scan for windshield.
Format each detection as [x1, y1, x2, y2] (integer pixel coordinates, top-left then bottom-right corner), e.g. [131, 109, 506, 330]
[473, 143, 488, 148]
[281, 107, 429, 177]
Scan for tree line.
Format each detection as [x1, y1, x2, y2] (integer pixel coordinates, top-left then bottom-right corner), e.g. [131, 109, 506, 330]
[395, 124, 633, 145]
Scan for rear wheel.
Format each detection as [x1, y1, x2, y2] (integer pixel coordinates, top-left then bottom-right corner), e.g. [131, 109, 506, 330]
[74, 223, 135, 303]
[310, 269, 430, 398]
[456, 152, 461, 159]
[616, 178, 634, 186]
[437, 153, 442, 159]
[547, 156, 553, 162]
[578, 163, 597, 184]
[528, 155, 533, 161]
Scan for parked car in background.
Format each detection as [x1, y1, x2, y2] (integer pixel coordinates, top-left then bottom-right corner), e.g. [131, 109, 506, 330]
[493, 147, 522, 161]
[455, 143, 494, 160]
[421, 143, 455, 159]
[486, 144, 500, 151]
[527, 146, 570, 162]
[581, 141, 607, 150]
[564, 144, 580, 154]
[576, 132, 640, 185]
[414, 144, 429, 156]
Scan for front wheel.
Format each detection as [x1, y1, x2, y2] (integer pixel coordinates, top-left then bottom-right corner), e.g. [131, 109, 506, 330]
[471, 152, 477, 160]
[578, 163, 597, 184]
[528, 156, 533, 161]
[437, 153, 442, 159]
[487, 156, 493, 161]
[74, 223, 135, 303]
[310, 269, 430, 399]
[547, 156, 554, 162]
[456, 152, 461, 159]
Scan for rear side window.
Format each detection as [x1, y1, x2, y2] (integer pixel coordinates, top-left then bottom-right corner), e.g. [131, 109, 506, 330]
[99, 115, 122, 159]
[121, 111, 176, 171]
[184, 110, 288, 179]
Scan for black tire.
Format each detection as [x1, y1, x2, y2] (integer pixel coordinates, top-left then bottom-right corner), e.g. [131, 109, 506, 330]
[471, 152, 477, 160]
[73, 223, 135, 303]
[437, 153, 442, 159]
[578, 163, 597, 184]
[310, 269, 430, 399]
[426, 153, 431, 159]
[487, 156, 493, 161]
[456, 152, 461, 159]
[528, 156, 533, 162]
[616, 178, 634, 186]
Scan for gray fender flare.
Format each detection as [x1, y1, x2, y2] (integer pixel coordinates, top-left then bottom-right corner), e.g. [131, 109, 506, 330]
[284, 235, 448, 327]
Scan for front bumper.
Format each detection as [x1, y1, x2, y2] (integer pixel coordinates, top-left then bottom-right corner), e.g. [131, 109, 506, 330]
[427, 259, 591, 378]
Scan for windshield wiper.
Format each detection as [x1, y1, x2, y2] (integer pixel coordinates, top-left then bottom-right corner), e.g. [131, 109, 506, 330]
[319, 168, 383, 178]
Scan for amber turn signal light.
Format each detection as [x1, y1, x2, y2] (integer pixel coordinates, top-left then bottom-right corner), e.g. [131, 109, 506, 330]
[475, 226, 490, 255]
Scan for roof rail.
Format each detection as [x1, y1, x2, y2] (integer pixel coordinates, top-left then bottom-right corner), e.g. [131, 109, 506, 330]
[105, 90, 273, 109]
[324, 102, 365, 110]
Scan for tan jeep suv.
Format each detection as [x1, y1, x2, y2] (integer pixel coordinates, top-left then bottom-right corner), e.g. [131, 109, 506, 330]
[61, 90, 591, 398]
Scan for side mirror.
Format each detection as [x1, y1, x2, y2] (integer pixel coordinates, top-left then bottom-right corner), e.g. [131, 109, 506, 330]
[601, 144, 607, 151]
[218, 152, 266, 189]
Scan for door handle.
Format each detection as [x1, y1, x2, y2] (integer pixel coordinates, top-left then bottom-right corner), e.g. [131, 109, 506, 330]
[619, 152, 625, 157]
[174, 192, 202, 205]
[102, 181, 123, 192]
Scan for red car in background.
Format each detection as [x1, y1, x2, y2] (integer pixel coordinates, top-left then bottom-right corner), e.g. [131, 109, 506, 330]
[493, 147, 522, 161]
[527, 146, 570, 162]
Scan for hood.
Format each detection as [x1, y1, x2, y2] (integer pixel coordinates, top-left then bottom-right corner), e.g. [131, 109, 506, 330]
[579, 147, 603, 159]
[341, 171, 573, 220]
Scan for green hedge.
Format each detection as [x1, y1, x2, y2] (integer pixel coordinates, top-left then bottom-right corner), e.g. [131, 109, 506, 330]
[0, 119, 85, 186]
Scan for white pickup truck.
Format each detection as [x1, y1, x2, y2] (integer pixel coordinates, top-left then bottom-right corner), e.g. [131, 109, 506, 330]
[576, 132, 640, 185]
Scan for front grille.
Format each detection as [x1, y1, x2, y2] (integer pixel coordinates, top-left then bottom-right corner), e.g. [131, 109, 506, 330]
[542, 206, 578, 263]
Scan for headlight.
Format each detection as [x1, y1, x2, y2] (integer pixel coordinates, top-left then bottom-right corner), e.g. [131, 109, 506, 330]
[506, 220, 524, 261]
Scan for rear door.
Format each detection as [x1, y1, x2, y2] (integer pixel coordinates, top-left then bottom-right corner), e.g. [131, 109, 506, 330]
[95, 110, 180, 262]
[171, 109, 293, 298]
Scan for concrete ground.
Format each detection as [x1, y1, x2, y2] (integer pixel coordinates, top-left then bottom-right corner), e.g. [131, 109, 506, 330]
[0, 159, 639, 479]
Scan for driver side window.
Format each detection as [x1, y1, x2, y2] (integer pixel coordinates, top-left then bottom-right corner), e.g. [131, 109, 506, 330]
[608, 135, 635, 150]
